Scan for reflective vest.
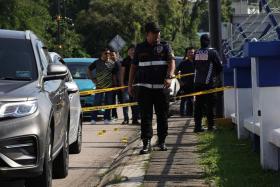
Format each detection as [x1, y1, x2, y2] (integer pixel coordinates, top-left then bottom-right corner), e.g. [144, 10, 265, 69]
[135, 41, 173, 89]
[194, 47, 222, 85]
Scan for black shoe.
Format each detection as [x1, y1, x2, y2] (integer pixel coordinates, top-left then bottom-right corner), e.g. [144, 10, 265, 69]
[193, 128, 205, 133]
[207, 126, 216, 131]
[132, 120, 140, 125]
[139, 139, 151, 155]
[186, 113, 193, 117]
[121, 120, 129, 125]
[158, 143, 167, 151]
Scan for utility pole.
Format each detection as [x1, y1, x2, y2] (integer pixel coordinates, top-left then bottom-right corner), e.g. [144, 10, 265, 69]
[208, 0, 223, 118]
[57, 0, 62, 49]
[209, 0, 222, 55]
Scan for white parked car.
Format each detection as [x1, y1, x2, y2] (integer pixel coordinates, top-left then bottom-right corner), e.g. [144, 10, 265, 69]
[49, 52, 82, 154]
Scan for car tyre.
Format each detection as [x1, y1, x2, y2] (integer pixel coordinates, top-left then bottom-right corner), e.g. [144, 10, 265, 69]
[25, 126, 53, 187]
[52, 128, 69, 179]
[69, 118, 82, 154]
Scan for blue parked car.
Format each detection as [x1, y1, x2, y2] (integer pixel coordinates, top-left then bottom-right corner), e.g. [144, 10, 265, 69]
[175, 56, 184, 68]
[64, 58, 97, 121]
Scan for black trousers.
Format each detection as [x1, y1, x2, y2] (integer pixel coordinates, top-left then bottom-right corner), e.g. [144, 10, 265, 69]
[138, 87, 170, 143]
[194, 84, 214, 130]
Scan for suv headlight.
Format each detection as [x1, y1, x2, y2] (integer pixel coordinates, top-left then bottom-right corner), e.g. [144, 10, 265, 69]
[0, 101, 38, 118]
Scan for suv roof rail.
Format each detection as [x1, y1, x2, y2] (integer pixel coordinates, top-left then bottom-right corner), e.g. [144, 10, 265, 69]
[25, 30, 31, 40]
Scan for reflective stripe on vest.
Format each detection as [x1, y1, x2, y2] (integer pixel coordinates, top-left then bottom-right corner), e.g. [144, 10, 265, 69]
[138, 60, 168, 67]
[135, 83, 164, 89]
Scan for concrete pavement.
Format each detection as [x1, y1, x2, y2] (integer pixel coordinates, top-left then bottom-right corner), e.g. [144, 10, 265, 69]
[99, 115, 207, 187]
[143, 117, 206, 187]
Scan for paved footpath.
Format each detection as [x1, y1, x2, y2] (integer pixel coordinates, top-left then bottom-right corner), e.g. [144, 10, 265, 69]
[143, 117, 207, 187]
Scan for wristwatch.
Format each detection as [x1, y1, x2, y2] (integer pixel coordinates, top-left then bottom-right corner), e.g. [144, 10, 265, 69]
[165, 74, 175, 79]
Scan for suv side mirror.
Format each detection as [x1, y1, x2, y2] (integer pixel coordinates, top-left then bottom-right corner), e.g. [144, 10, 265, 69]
[43, 64, 68, 81]
[65, 82, 79, 94]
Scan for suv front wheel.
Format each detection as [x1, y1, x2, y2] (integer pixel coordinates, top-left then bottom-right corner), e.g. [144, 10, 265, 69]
[26, 126, 53, 187]
[70, 118, 82, 154]
[52, 127, 69, 179]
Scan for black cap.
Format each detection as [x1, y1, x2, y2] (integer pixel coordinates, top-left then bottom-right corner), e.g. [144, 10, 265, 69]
[200, 34, 210, 48]
[145, 22, 161, 33]
[200, 34, 210, 42]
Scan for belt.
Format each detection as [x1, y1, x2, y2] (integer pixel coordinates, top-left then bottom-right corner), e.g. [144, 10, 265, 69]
[138, 60, 168, 67]
[135, 83, 164, 89]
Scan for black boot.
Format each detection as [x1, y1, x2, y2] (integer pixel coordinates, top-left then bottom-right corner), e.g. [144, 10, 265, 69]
[158, 139, 167, 151]
[194, 123, 204, 133]
[132, 120, 140, 125]
[121, 120, 129, 125]
[139, 139, 151, 155]
[207, 125, 216, 131]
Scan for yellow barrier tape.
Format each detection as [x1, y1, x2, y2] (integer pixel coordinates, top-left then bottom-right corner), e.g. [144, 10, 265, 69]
[80, 73, 194, 96]
[176, 86, 233, 99]
[175, 73, 194, 79]
[82, 102, 138, 112]
[82, 87, 233, 112]
[80, 85, 128, 96]
[114, 128, 119, 131]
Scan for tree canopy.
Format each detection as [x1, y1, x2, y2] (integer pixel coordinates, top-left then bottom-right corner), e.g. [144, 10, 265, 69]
[0, 0, 232, 57]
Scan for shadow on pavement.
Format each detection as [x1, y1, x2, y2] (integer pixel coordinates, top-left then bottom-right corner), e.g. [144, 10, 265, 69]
[144, 118, 207, 187]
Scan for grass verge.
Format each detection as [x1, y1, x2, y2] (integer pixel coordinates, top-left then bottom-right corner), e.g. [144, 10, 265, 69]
[197, 127, 280, 187]
[107, 174, 128, 185]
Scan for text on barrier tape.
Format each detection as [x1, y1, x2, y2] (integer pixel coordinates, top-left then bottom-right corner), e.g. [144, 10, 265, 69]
[80, 85, 128, 96]
[176, 86, 233, 99]
[82, 87, 233, 112]
[82, 102, 138, 112]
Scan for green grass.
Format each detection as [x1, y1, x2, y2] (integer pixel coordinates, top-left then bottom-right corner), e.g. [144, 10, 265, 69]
[197, 128, 280, 187]
[107, 174, 128, 185]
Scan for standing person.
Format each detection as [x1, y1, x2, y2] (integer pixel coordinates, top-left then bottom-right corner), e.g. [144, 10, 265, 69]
[177, 47, 195, 117]
[128, 22, 175, 154]
[87, 48, 118, 124]
[110, 49, 122, 121]
[120, 44, 140, 125]
[193, 34, 223, 132]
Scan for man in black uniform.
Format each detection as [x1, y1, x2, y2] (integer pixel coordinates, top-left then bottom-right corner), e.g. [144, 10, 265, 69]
[193, 34, 222, 132]
[128, 22, 175, 154]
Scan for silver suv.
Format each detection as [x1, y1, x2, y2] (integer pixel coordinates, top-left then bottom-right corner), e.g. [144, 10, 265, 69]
[0, 29, 70, 187]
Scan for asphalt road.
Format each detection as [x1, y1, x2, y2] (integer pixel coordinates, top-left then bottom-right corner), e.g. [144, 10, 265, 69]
[53, 121, 140, 187]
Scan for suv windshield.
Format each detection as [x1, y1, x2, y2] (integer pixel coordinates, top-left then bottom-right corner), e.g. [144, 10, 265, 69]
[0, 38, 37, 80]
[66, 63, 96, 79]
